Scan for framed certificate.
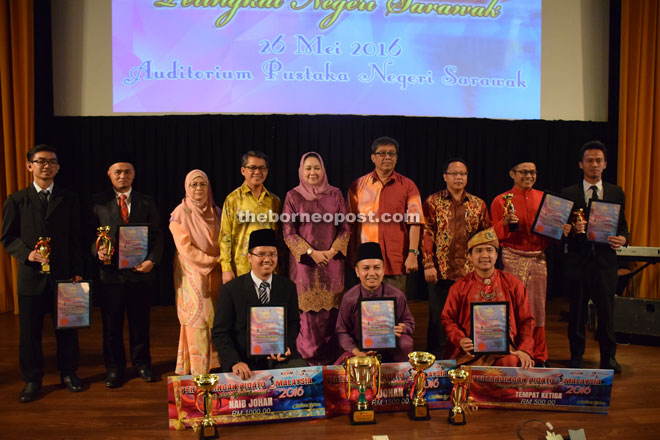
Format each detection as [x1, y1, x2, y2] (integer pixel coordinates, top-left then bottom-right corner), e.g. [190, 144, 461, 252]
[117, 224, 149, 269]
[586, 200, 622, 245]
[248, 305, 286, 357]
[56, 281, 91, 329]
[531, 192, 575, 240]
[471, 302, 509, 355]
[358, 298, 397, 351]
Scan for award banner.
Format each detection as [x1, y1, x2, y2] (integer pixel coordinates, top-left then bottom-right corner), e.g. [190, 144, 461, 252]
[323, 360, 455, 416]
[56, 281, 91, 329]
[168, 367, 325, 430]
[469, 366, 613, 413]
[531, 192, 575, 240]
[118, 225, 149, 269]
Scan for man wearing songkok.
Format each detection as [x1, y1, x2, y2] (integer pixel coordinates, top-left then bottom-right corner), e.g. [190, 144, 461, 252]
[347, 136, 424, 295]
[219, 151, 281, 285]
[1, 145, 85, 402]
[212, 229, 304, 380]
[335, 242, 416, 363]
[421, 158, 490, 359]
[441, 228, 535, 368]
[561, 141, 628, 373]
[91, 156, 163, 388]
[490, 160, 550, 367]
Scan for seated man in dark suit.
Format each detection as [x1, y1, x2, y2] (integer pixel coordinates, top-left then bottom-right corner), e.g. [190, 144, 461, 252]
[212, 229, 305, 380]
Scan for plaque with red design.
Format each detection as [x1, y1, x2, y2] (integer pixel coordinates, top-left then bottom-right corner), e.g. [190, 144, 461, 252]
[471, 302, 509, 355]
[531, 192, 574, 240]
[248, 305, 286, 357]
[586, 200, 621, 245]
[359, 298, 397, 351]
[56, 281, 91, 329]
[117, 225, 149, 269]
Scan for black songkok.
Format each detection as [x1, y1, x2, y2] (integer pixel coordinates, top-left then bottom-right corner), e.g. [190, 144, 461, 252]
[355, 242, 383, 265]
[248, 229, 277, 250]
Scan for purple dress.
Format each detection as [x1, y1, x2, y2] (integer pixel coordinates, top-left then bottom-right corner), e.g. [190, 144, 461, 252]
[283, 186, 350, 365]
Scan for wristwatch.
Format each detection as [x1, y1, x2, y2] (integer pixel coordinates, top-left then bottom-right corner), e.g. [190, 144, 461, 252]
[306, 248, 313, 255]
[408, 249, 420, 256]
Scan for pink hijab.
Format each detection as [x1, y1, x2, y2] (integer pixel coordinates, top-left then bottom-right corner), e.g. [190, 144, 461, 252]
[293, 152, 331, 201]
[170, 170, 220, 254]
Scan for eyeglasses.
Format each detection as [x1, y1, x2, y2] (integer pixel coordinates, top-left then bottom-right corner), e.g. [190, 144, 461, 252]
[30, 159, 59, 166]
[445, 172, 468, 177]
[373, 151, 397, 158]
[244, 165, 267, 172]
[249, 252, 278, 259]
[189, 182, 208, 188]
[513, 170, 537, 176]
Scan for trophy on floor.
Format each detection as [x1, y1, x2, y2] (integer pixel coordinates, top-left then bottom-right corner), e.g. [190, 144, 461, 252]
[572, 208, 586, 234]
[35, 237, 51, 274]
[345, 355, 381, 425]
[95, 226, 114, 265]
[447, 367, 475, 426]
[408, 351, 436, 420]
[193, 374, 219, 440]
[503, 193, 519, 232]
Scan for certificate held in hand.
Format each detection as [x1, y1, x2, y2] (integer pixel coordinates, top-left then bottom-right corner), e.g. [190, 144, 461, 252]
[471, 302, 509, 355]
[117, 225, 149, 269]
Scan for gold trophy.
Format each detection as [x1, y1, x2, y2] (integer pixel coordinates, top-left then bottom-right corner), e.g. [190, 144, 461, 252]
[447, 367, 476, 426]
[35, 237, 51, 274]
[345, 355, 381, 425]
[408, 351, 436, 420]
[95, 226, 114, 265]
[502, 193, 519, 232]
[193, 374, 219, 440]
[572, 209, 586, 234]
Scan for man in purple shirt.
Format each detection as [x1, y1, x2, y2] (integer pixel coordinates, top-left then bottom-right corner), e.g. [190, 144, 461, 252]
[336, 242, 416, 363]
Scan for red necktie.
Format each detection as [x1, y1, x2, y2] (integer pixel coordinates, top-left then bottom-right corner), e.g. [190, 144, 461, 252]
[119, 194, 129, 224]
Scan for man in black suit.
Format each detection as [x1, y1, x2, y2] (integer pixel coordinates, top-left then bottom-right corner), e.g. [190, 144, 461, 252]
[91, 158, 163, 388]
[1, 145, 85, 402]
[561, 141, 629, 373]
[212, 229, 304, 380]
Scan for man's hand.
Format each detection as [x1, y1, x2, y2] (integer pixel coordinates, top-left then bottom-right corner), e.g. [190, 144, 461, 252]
[561, 224, 572, 237]
[310, 250, 329, 267]
[574, 219, 587, 234]
[405, 253, 418, 274]
[232, 362, 252, 380]
[512, 350, 534, 369]
[70, 276, 83, 283]
[351, 347, 377, 357]
[459, 337, 474, 354]
[222, 271, 235, 285]
[503, 213, 519, 226]
[607, 235, 627, 250]
[28, 250, 48, 264]
[267, 347, 292, 362]
[394, 323, 406, 338]
[134, 260, 154, 273]
[97, 244, 111, 261]
[424, 267, 438, 284]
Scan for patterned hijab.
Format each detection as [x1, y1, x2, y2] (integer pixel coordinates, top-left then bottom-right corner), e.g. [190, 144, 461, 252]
[293, 152, 331, 201]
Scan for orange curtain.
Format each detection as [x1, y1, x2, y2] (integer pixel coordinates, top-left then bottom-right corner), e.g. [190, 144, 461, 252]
[0, 0, 33, 313]
[618, 0, 660, 299]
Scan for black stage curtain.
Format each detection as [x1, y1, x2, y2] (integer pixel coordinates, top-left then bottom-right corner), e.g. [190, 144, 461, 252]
[33, 1, 620, 306]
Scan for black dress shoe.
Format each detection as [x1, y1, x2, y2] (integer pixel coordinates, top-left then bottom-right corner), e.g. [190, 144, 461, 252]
[569, 356, 584, 369]
[105, 371, 124, 388]
[61, 374, 84, 392]
[138, 368, 156, 382]
[19, 382, 42, 403]
[600, 358, 622, 374]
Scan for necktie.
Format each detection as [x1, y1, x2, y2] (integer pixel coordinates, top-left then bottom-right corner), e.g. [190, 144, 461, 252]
[258, 281, 269, 304]
[39, 190, 49, 211]
[589, 185, 599, 200]
[119, 194, 129, 224]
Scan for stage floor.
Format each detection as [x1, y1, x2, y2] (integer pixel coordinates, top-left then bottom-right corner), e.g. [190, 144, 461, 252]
[1, 298, 659, 439]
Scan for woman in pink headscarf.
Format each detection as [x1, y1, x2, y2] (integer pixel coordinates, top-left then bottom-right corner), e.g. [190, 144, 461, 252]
[283, 152, 350, 365]
[170, 170, 221, 375]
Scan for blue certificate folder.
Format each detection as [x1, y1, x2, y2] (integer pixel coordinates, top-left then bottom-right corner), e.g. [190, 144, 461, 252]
[117, 225, 148, 269]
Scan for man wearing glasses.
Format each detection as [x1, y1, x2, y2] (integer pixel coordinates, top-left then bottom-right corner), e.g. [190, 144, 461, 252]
[1, 145, 85, 402]
[490, 160, 550, 367]
[347, 136, 424, 296]
[212, 229, 303, 379]
[219, 151, 281, 285]
[421, 158, 490, 359]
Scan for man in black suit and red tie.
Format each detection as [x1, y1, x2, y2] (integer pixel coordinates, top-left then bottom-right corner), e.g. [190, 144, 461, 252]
[212, 229, 305, 380]
[561, 141, 629, 373]
[91, 157, 163, 388]
[1, 145, 85, 402]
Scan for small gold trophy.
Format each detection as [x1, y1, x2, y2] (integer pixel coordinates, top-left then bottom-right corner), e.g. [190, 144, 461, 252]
[35, 237, 51, 274]
[95, 226, 114, 265]
[193, 374, 219, 440]
[447, 367, 475, 426]
[502, 193, 519, 232]
[572, 209, 586, 234]
[408, 351, 436, 421]
[345, 355, 381, 425]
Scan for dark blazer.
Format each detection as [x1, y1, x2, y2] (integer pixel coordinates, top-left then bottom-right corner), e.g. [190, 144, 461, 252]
[212, 273, 300, 369]
[1, 184, 83, 296]
[90, 190, 163, 284]
[561, 182, 629, 280]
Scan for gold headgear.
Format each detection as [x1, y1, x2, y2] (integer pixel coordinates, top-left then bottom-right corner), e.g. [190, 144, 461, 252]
[467, 228, 499, 252]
